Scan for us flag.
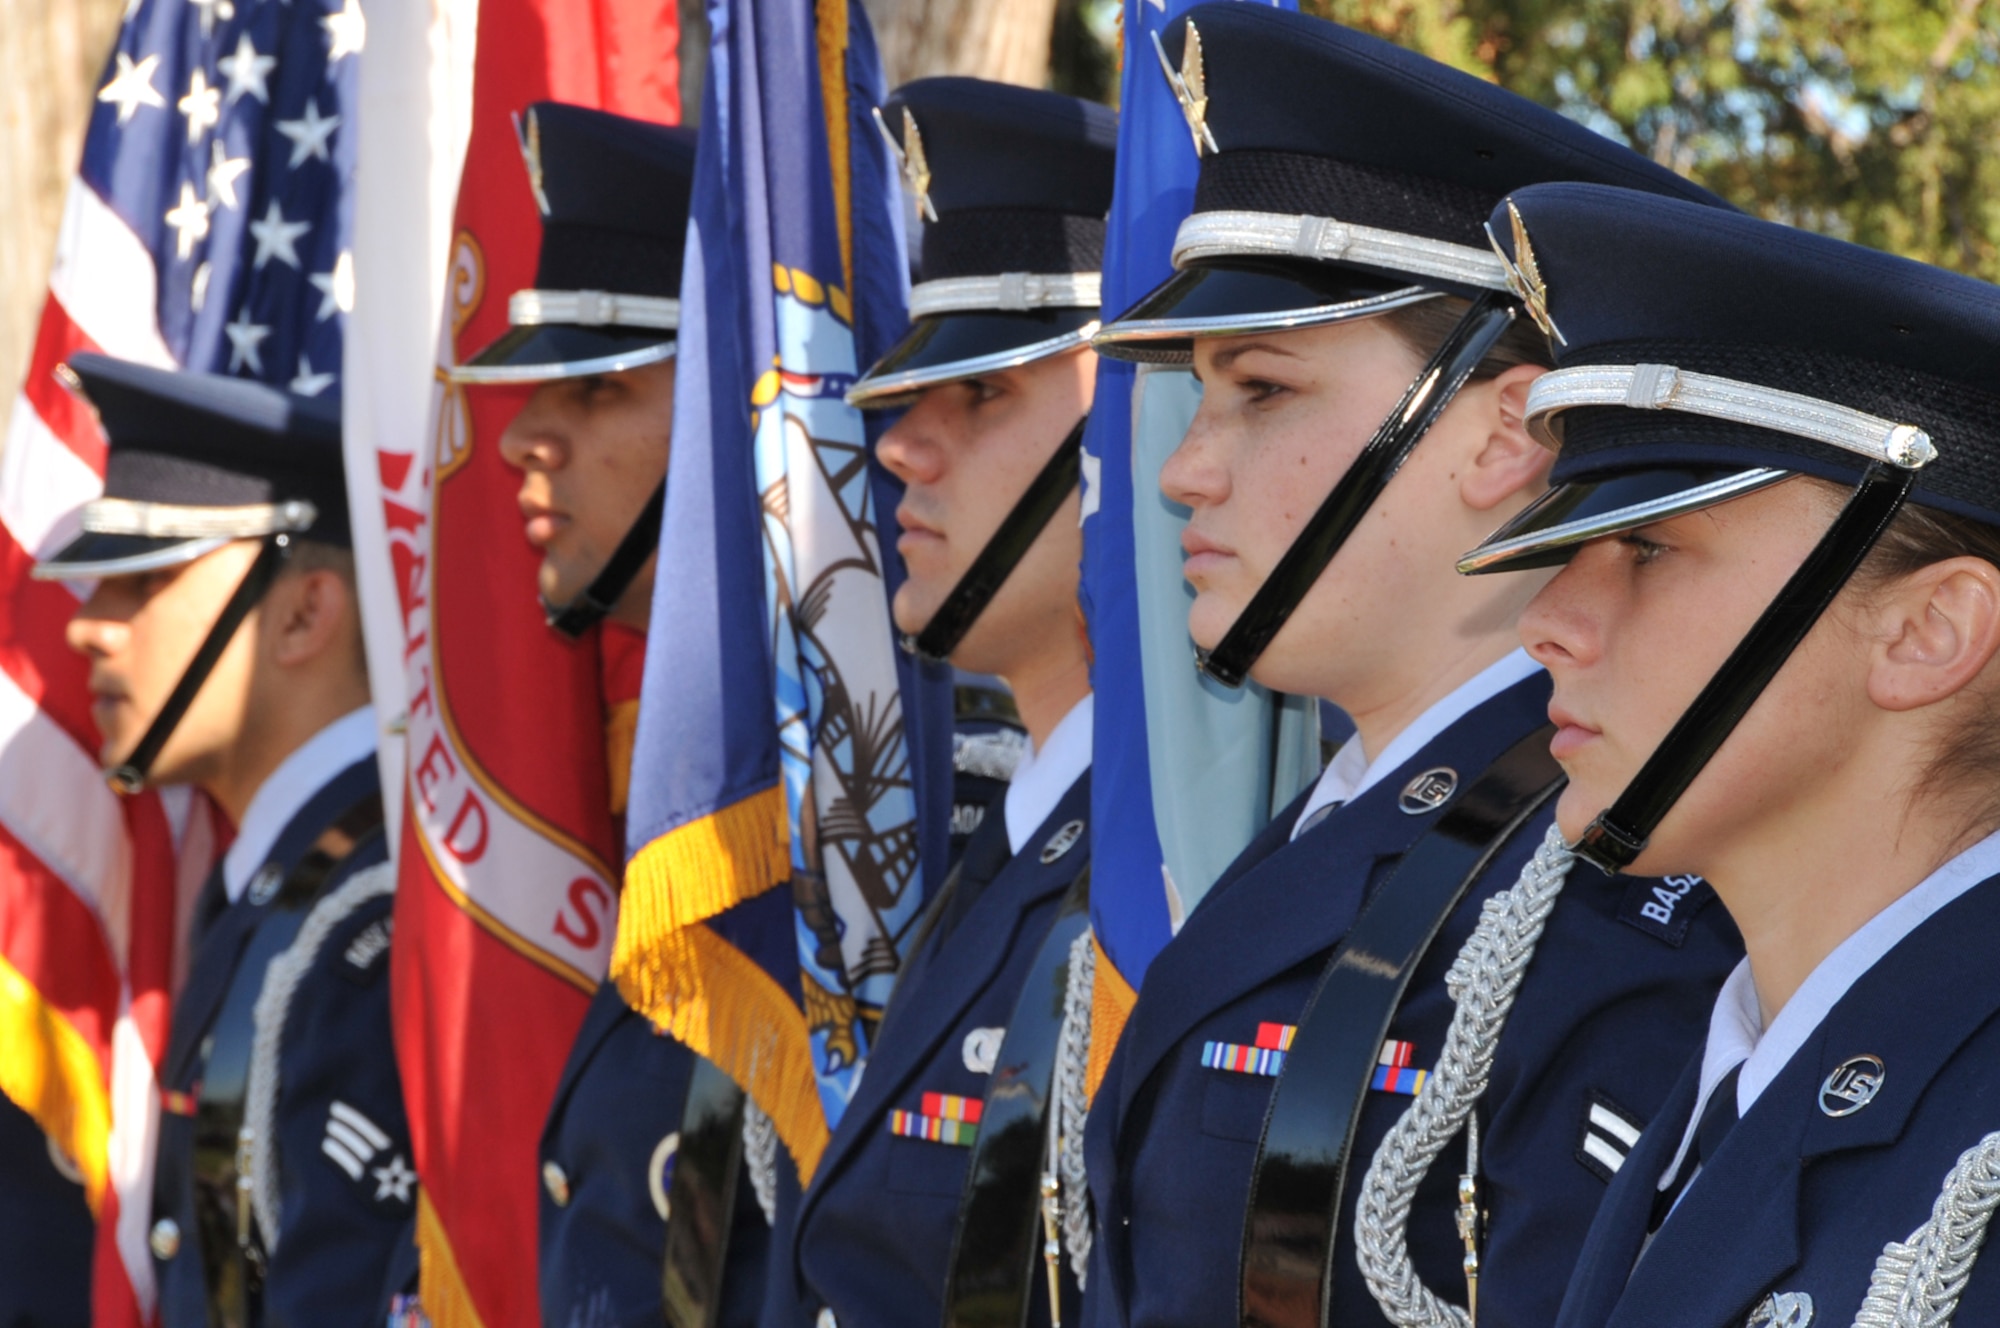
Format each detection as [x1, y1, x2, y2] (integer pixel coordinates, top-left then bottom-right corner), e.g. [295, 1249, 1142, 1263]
[0, 0, 359, 1319]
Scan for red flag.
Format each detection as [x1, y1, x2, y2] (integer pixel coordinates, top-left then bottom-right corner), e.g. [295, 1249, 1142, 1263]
[370, 5, 680, 1324]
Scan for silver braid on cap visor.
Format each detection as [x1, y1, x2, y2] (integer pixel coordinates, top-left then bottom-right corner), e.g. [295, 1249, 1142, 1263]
[1525, 363, 1939, 469]
[908, 272, 1102, 319]
[507, 288, 681, 330]
[1170, 210, 1513, 293]
[82, 497, 319, 540]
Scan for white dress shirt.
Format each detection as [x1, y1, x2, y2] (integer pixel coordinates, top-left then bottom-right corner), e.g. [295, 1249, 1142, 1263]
[1658, 826, 2000, 1193]
[222, 705, 379, 903]
[1003, 693, 1094, 856]
[1291, 649, 1543, 840]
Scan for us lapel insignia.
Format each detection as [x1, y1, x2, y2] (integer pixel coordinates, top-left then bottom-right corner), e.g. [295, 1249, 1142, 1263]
[247, 861, 285, 905]
[514, 108, 551, 217]
[1819, 1054, 1885, 1117]
[873, 105, 939, 223]
[1040, 819, 1086, 864]
[1152, 23, 1219, 158]
[1485, 199, 1567, 346]
[1745, 1291, 1814, 1328]
[1398, 767, 1458, 815]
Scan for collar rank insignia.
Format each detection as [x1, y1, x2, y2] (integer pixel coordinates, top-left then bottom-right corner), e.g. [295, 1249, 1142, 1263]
[1485, 200, 1566, 346]
[1372, 1039, 1427, 1096]
[515, 108, 551, 217]
[1152, 23, 1219, 158]
[1202, 1022, 1296, 1076]
[889, 1092, 983, 1145]
[873, 106, 938, 223]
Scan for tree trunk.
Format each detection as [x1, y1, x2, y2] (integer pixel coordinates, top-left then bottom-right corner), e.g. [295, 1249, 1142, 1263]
[0, 0, 127, 403]
[861, 0, 1061, 90]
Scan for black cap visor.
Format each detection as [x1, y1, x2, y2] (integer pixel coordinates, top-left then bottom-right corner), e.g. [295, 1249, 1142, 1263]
[848, 309, 1100, 409]
[1092, 258, 1439, 365]
[33, 530, 229, 580]
[450, 322, 677, 384]
[1457, 466, 1793, 575]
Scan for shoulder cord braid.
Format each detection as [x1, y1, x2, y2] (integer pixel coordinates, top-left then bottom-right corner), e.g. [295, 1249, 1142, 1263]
[245, 861, 396, 1253]
[1355, 824, 1576, 1328]
[1055, 927, 1096, 1285]
[1849, 1130, 2000, 1328]
[743, 1098, 779, 1227]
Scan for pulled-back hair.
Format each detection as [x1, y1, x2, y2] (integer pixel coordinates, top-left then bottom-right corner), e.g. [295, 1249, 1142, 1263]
[1380, 294, 1555, 381]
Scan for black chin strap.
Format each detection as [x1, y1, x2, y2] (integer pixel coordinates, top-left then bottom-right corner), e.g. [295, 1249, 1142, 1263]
[107, 536, 291, 795]
[1575, 462, 1917, 873]
[1197, 295, 1518, 688]
[544, 479, 667, 639]
[900, 415, 1088, 664]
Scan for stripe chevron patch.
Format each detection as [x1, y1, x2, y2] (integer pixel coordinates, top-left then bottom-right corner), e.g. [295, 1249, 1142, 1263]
[888, 1093, 985, 1146]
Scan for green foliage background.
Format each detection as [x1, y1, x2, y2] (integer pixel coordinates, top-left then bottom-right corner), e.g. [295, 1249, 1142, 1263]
[1297, 0, 2000, 276]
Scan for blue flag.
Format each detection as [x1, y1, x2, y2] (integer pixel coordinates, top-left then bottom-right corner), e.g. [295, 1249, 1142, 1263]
[615, 0, 952, 1181]
[1079, 0, 1313, 1085]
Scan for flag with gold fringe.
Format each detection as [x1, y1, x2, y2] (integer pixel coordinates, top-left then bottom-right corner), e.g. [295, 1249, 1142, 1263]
[614, 0, 953, 1182]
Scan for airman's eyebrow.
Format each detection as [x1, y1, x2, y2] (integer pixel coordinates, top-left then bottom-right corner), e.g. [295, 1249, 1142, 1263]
[1205, 341, 1301, 372]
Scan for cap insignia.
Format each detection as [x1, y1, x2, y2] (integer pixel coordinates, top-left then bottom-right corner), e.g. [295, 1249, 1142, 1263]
[1486, 200, 1566, 345]
[514, 108, 551, 217]
[1153, 23, 1218, 158]
[873, 105, 938, 223]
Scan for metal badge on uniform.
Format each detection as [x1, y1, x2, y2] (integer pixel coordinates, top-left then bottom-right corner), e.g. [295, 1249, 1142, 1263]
[1398, 768, 1457, 815]
[149, 1216, 181, 1260]
[542, 1159, 572, 1207]
[1819, 1055, 1885, 1117]
[963, 1026, 1005, 1075]
[247, 860, 286, 905]
[1040, 819, 1085, 864]
[1746, 1291, 1814, 1328]
[648, 1130, 679, 1221]
[888, 1092, 983, 1146]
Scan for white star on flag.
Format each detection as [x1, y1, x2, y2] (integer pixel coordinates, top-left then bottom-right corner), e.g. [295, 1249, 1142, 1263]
[1079, 448, 1103, 522]
[164, 184, 211, 260]
[371, 1154, 415, 1203]
[218, 32, 275, 104]
[207, 141, 251, 210]
[276, 100, 340, 168]
[98, 52, 165, 125]
[323, 0, 367, 62]
[178, 68, 221, 144]
[190, 0, 235, 38]
[309, 252, 354, 320]
[290, 355, 336, 397]
[224, 309, 271, 373]
[248, 200, 311, 269]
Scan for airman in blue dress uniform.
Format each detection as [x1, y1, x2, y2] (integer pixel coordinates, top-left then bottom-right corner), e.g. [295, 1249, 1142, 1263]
[447, 102, 781, 1328]
[791, 78, 1111, 1328]
[1081, 9, 1743, 1327]
[0, 1095, 93, 1328]
[1447, 185, 2000, 1328]
[38, 354, 402, 1328]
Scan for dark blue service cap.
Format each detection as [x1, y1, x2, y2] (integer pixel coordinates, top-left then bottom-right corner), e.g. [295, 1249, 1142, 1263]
[35, 353, 348, 580]
[455, 102, 698, 384]
[849, 78, 1118, 407]
[1094, 3, 1726, 363]
[1458, 182, 2000, 575]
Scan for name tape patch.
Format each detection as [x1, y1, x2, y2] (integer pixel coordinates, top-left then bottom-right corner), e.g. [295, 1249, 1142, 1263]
[1617, 873, 1712, 946]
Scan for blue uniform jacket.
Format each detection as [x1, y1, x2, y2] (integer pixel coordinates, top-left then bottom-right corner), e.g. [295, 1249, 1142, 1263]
[1083, 675, 1742, 1328]
[1555, 873, 2000, 1328]
[0, 1093, 93, 1328]
[152, 755, 409, 1328]
[538, 980, 778, 1328]
[792, 771, 1091, 1328]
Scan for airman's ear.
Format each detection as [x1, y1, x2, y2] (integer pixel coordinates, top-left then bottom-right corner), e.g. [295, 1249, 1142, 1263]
[1459, 363, 1551, 513]
[1865, 555, 2000, 714]
[264, 565, 354, 671]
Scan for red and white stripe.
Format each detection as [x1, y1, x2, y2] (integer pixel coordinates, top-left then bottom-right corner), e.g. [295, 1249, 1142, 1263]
[1, 177, 197, 1326]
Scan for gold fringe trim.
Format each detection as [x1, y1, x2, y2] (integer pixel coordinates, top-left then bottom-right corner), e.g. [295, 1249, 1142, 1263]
[604, 699, 640, 818]
[615, 919, 831, 1181]
[0, 954, 109, 1211]
[1087, 935, 1136, 1105]
[816, 0, 854, 305]
[416, 1189, 488, 1328]
[618, 787, 790, 936]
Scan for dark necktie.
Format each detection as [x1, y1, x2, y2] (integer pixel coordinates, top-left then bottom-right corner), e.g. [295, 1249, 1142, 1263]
[1650, 1062, 1742, 1232]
